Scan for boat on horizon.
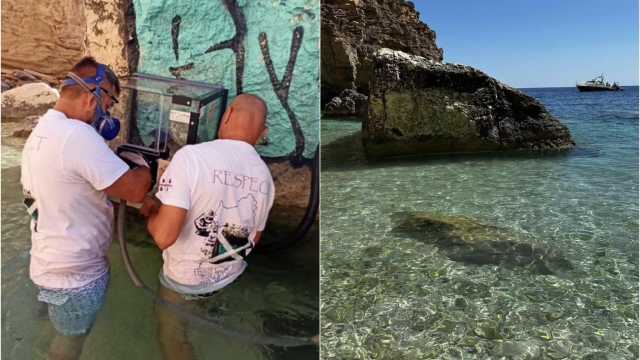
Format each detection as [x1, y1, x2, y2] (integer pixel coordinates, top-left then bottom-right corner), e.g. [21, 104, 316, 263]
[576, 75, 623, 92]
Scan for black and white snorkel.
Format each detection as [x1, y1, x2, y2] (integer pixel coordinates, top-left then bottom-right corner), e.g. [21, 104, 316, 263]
[62, 64, 121, 141]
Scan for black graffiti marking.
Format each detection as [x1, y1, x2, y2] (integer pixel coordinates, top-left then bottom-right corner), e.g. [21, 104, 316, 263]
[259, 26, 305, 161]
[171, 15, 182, 61]
[203, 0, 247, 94]
[169, 62, 194, 80]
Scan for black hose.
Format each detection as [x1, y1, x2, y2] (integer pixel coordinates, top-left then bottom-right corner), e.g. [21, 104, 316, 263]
[116, 201, 315, 347]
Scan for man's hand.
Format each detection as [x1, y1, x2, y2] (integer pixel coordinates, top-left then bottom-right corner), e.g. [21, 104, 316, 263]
[140, 195, 161, 217]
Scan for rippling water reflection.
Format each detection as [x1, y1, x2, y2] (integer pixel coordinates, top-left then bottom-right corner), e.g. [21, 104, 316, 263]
[321, 87, 638, 359]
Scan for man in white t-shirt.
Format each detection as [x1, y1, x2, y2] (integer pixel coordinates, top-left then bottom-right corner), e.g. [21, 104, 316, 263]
[21, 57, 152, 359]
[141, 94, 274, 358]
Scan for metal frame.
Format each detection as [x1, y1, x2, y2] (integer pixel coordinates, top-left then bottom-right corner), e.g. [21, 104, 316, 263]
[120, 73, 228, 150]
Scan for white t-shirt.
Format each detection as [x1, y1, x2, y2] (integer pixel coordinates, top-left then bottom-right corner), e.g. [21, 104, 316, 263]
[21, 109, 129, 289]
[156, 139, 275, 290]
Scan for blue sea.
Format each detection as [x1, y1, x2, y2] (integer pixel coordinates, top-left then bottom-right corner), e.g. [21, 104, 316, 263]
[321, 87, 639, 359]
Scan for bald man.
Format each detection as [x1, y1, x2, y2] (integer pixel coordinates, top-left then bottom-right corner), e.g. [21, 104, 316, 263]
[144, 94, 274, 295]
[142, 94, 273, 359]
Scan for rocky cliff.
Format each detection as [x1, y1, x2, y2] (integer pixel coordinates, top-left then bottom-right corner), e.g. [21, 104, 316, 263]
[321, 0, 442, 102]
[1, 0, 136, 86]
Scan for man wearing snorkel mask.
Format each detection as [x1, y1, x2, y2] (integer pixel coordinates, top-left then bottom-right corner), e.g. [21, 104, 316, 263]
[20, 56, 152, 359]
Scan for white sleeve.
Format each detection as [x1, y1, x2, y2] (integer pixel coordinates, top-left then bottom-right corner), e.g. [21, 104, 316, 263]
[63, 127, 129, 191]
[155, 149, 192, 210]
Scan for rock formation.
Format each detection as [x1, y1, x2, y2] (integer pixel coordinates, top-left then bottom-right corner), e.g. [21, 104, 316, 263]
[321, 0, 442, 102]
[391, 211, 573, 276]
[1, 0, 136, 82]
[364, 49, 575, 157]
[322, 1, 574, 156]
[323, 89, 368, 118]
[1, 83, 59, 122]
[1, 0, 86, 80]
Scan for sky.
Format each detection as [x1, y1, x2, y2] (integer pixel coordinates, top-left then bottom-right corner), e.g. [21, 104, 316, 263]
[415, 0, 639, 88]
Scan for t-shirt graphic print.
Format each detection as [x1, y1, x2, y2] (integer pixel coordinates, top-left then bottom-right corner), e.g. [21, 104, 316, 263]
[156, 139, 274, 289]
[195, 194, 258, 266]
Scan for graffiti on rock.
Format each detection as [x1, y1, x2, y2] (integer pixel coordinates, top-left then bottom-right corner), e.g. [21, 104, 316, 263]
[203, 0, 247, 94]
[153, 0, 315, 161]
[171, 15, 181, 61]
[259, 26, 305, 162]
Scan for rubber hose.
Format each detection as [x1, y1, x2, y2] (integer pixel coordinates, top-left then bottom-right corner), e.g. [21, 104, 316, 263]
[116, 200, 315, 347]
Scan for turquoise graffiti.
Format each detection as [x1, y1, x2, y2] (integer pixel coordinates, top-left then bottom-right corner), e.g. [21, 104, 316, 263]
[133, 0, 319, 162]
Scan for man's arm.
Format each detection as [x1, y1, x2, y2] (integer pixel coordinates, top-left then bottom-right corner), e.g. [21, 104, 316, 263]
[104, 166, 152, 203]
[147, 202, 187, 250]
[253, 231, 262, 246]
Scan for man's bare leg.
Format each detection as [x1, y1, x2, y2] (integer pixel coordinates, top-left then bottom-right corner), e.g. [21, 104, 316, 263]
[156, 284, 195, 360]
[47, 333, 87, 360]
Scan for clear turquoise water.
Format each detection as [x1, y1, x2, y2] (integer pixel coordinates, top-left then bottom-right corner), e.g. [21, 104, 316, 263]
[321, 87, 639, 359]
[1, 129, 319, 359]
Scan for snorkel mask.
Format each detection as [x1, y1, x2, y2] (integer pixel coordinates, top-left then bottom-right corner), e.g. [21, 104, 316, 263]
[62, 64, 121, 141]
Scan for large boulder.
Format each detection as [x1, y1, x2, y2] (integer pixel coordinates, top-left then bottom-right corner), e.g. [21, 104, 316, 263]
[363, 49, 575, 157]
[321, 0, 442, 102]
[1, 82, 59, 122]
[11, 116, 41, 138]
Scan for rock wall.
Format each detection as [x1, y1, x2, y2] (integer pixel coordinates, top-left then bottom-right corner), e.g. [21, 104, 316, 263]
[364, 49, 574, 157]
[84, 0, 135, 77]
[1, 0, 87, 79]
[1, 0, 136, 81]
[321, 0, 442, 101]
[132, 0, 320, 162]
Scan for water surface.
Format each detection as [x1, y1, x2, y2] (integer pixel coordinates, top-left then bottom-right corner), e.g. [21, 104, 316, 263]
[321, 87, 639, 359]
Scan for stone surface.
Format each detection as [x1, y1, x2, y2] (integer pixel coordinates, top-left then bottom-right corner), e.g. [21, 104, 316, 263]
[1, 0, 86, 79]
[267, 160, 313, 212]
[11, 116, 40, 138]
[364, 49, 574, 157]
[132, 0, 319, 161]
[391, 211, 573, 275]
[84, 0, 135, 77]
[1, 83, 59, 122]
[323, 89, 367, 117]
[2, 0, 135, 81]
[321, 0, 443, 101]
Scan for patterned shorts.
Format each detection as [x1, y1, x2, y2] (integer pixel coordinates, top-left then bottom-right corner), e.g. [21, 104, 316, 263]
[37, 271, 110, 336]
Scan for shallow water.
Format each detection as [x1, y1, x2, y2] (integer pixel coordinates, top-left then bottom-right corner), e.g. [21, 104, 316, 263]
[1, 128, 319, 359]
[321, 87, 639, 359]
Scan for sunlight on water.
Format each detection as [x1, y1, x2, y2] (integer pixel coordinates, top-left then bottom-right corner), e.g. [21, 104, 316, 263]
[321, 87, 639, 359]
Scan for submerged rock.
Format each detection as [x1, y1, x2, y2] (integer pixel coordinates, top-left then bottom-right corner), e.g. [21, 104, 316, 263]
[364, 49, 575, 157]
[1, 82, 58, 122]
[391, 211, 573, 275]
